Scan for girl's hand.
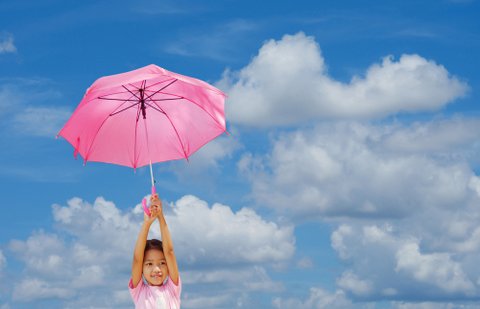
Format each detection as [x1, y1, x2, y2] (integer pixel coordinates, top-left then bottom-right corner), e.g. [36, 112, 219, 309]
[150, 193, 163, 218]
[144, 203, 159, 225]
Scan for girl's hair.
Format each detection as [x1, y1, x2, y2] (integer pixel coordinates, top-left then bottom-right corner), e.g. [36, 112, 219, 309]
[145, 239, 163, 253]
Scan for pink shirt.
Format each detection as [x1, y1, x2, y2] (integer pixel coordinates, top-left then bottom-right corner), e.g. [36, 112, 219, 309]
[129, 276, 181, 309]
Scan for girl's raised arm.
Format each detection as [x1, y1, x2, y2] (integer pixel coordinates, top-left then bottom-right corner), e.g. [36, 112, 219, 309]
[152, 194, 179, 285]
[131, 209, 158, 288]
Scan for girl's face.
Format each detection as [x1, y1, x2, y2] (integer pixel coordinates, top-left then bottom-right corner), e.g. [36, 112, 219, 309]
[143, 249, 169, 286]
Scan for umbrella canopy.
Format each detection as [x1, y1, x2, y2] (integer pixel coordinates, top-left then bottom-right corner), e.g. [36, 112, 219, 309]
[58, 64, 226, 174]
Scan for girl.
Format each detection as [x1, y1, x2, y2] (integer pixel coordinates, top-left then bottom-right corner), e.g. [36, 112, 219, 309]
[129, 193, 181, 309]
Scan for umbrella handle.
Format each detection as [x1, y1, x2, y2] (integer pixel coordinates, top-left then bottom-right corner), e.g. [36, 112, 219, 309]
[142, 198, 151, 216]
[141, 187, 156, 217]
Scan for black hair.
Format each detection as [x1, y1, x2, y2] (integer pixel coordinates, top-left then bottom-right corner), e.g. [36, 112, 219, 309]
[145, 239, 163, 253]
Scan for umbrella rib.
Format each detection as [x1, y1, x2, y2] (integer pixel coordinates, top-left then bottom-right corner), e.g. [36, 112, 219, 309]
[98, 97, 139, 102]
[122, 85, 141, 101]
[84, 92, 138, 161]
[148, 97, 183, 102]
[98, 89, 137, 100]
[109, 102, 141, 116]
[102, 91, 140, 116]
[143, 78, 176, 90]
[84, 113, 115, 162]
[144, 79, 178, 101]
[160, 91, 226, 132]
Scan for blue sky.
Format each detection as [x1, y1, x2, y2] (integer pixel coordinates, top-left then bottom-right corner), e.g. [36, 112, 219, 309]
[1, 0, 480, 308]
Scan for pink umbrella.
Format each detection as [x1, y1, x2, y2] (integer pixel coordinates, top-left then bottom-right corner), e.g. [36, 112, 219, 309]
[58, 64, 227, 208]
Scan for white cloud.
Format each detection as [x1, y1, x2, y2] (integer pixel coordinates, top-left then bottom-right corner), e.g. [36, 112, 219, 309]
[238, 117, 480, 301]
[395, 242, 475, 294]
[219, 32, 468, 126]
[330, 221, 480, 300]
[241, 120, 480, 219]
[382, 117, 480, 155]
[336, 271, 373, 296]
[169, 195, 295, 266]
[9, 231, 65, 278]
[0, 32, 16, 54]
[6, 195, 293, 306]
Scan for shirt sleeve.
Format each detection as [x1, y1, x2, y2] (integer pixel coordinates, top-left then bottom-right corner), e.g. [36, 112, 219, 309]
[168, 275, 182, 299]
[129, 277, 144, 302]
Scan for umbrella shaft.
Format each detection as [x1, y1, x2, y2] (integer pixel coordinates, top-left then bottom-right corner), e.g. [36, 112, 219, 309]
[140, 86, 147, 119]
[149, 160, 154, 187]
[142, 113, 155, 188]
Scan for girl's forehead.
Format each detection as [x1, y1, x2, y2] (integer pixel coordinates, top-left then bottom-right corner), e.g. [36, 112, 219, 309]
[144, 249, 165, 260]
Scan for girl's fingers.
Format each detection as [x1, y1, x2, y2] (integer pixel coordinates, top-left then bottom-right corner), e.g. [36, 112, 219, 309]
[150, 208, 159, 218]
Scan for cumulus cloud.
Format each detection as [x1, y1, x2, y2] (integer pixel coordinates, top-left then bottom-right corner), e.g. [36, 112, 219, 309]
[219, 32, 468, 126]
[0, 32, 16, 54]
[395, 242, 475, 294]
[240, 119, 480, 219]
[336, 271, 373, 296]
[330, 220, 480, 300]
[170, 195, 294, 266]
[383, 117, 480, 155]
[6, 195, 293, 307]
[239, 117, 480, 301]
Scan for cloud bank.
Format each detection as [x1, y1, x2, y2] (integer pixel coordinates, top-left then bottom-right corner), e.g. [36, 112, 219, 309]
[219, 32, 468, 126]
[6, 195, 294, 308]
[238, 117, 480, 301]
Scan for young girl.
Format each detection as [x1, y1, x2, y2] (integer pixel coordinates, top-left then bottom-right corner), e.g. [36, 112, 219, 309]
[129, 193, 181, 309]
